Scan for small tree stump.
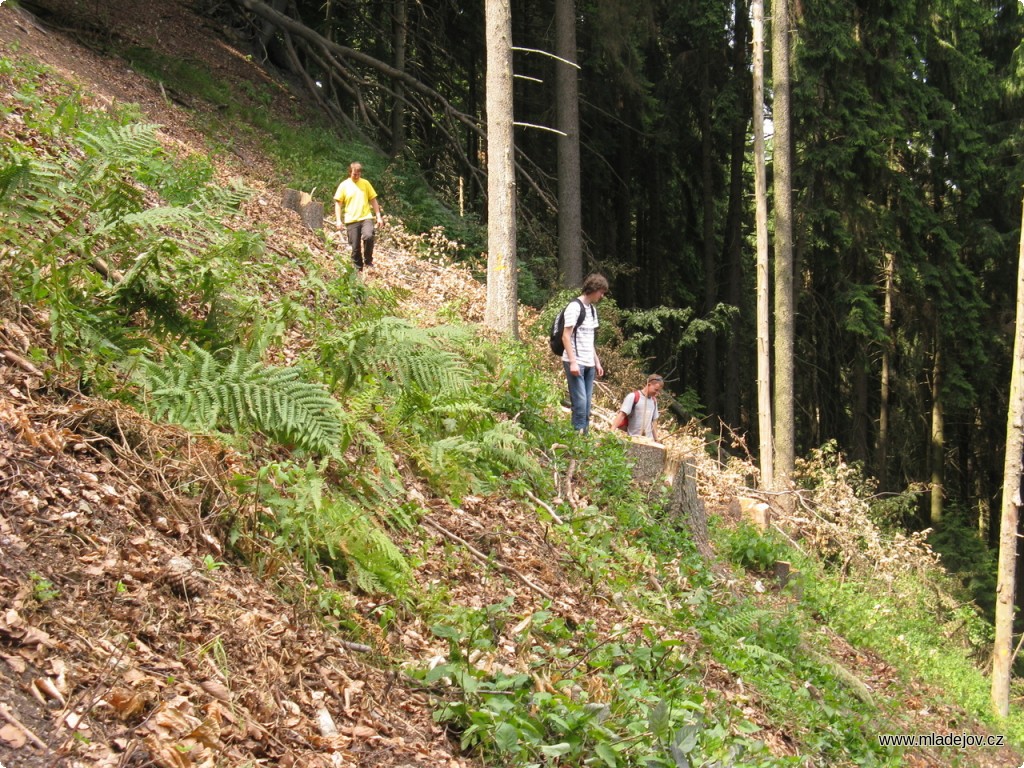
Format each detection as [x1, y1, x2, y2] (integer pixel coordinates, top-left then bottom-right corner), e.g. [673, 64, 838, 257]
[625, 438, 665, 484]
[282, 188, 326, 230]
[774, 559, 803, 599]
[300, 198, 326, 230]
[729, 495, 771, 531]
[667, 457, 713, 560]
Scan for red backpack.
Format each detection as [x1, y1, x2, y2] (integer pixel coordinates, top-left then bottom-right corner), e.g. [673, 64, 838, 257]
[612, 391, 640, 431]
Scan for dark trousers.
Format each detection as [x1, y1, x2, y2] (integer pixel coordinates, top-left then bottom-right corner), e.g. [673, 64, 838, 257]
[346, 218, 375, 269]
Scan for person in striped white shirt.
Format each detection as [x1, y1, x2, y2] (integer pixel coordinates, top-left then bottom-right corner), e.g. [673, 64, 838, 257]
[561, 273, 609, 433]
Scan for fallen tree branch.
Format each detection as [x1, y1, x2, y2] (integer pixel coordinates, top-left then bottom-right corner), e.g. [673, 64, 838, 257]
[525, 490, 564, 525]
[0, 701, 49, 752]
[0, 349, 43, 377]
[339, 640, 372, 654]
[233, 0, 555, 210]
[422, 517, 553, 601]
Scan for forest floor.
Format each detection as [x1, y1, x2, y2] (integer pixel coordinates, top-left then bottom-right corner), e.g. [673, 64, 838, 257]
[1, 1, 1022, 767]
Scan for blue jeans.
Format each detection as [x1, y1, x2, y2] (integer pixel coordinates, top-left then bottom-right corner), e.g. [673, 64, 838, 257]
[563, 361, 596, 433]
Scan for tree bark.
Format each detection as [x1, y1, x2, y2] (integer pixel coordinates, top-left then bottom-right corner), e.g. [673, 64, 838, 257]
[876, 250, 894, 490]
[555, 0, 583, 289]
[724, 0, 749, 431]
[930, 327, 944, 525]
[701, 50, 719, 419]
[752, 0, 773, 490]
[668, 459, 713, 560]
[484, 0, 518, 338]
[992, 193, 1024, 718]
[771, 0, 794, 500]
[390, 0, 408, 156]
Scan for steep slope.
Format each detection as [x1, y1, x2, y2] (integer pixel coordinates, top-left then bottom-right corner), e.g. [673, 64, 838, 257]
[1, 3, 1022, 768]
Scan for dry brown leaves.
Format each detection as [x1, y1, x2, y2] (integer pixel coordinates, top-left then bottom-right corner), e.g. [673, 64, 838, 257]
[0, 359, 473, 767]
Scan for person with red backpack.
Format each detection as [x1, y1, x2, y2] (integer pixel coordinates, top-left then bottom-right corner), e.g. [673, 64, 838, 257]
[613, 374, 664, 439]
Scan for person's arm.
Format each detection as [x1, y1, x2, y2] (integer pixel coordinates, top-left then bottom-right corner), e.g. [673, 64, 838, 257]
[334, 200, 343, 228]
[563, 323, 580, 376]
[371, 196, 383, 224]
[592, 305, 604, 377]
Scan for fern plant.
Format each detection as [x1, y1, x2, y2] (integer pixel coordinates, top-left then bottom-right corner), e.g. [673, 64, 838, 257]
[319, 316, 473, 395]
[0, 81, 258, 363]
[139, 343, 345, 456]
[243, 460, 411, 595]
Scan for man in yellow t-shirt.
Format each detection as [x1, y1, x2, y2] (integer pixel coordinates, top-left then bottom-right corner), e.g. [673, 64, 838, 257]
[333, 162, 384, 271]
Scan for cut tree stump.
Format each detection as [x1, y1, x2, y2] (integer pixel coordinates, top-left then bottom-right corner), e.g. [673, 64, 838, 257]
[774, 560, 803, 598]
[282, 188, 326, 230]
[625, 438, 666, 484]
[729, 495, 771, 531]
[667, 456, 713, 560]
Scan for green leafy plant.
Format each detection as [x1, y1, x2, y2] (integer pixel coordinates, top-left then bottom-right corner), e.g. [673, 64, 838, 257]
[139, 343, 345, 456]
[721, 522, 786, 573]
[237, 461, 411, 596]
[30, 572, 60, 604]
[0, 69, 258, 368]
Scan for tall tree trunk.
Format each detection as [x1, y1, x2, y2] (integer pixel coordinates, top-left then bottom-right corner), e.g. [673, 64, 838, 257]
[771, 0, 794, 497]
[992, 194, 1024, 718]
[724, 0, 749, 431]
[467, 54, 480, 207]
[390, 0, 408, 156]
[555, 0, 583, 288]
[701, 52, 719, 418]
[930, 329, 944, 524]
[851, 345, 869, 464]
[876, 250, 894, 490]
[753, 0, 773, 490]
[484, 0, 518, 337]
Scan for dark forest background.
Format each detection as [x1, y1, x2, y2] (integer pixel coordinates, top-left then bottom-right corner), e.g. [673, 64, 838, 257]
[208, 0, 1020, 559]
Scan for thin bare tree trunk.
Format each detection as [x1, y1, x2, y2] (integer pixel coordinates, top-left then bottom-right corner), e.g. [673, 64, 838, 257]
[724, 0, 748, 430]
[555, 0, 583, 288]
[701, 52, 719, 417]
[771, 0, 794, 500]
[390, 0, 408, 156]
[930, 330, 944, 524]
[752, 0, 773, 490]
[484, 0, 519, 337]
[992, 193, 1024, 718]
[877, 250, 894, 490]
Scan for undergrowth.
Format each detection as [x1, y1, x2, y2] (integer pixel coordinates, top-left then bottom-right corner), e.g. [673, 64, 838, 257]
[2, 49, 1022, 768]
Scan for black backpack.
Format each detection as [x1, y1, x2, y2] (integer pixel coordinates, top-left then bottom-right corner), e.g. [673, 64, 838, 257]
[549, 298, 591, 356]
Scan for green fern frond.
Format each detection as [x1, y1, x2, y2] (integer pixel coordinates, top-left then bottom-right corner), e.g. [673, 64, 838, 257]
[0, 154, 66, 225]
[94, 205, 204, 236]
[0, 157, 35, 202]
[186, 180, 249, 216]
[737, 641, 793, 669]
[321, 316, 473, 396]
[344, 382, 382, 422]
[477, 421, 537, 474]
[717, 606, 774, 639]
[427, 400, 491, 419]
[78, 123, 162, 166]
[140, 343, 344, 455]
